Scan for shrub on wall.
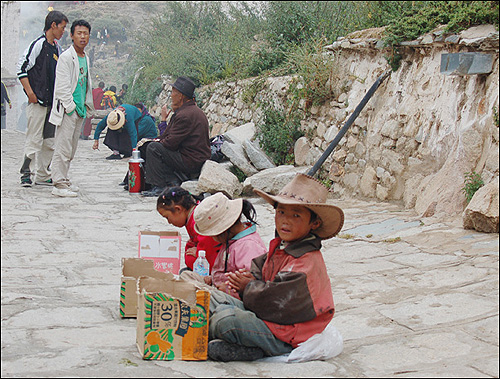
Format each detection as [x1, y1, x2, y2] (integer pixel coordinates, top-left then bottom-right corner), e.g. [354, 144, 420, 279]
[257, 101, 304, 165]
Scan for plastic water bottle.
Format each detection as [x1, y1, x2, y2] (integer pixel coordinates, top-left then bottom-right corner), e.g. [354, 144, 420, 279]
[193, 250, 210, 276]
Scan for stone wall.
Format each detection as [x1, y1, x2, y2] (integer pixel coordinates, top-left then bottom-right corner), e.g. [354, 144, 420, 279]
[1, 1, 21, 131]
[154, 25, 499, 219]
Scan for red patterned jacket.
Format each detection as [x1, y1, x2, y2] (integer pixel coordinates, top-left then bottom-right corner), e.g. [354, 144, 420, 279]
[241, 234, 334, 348]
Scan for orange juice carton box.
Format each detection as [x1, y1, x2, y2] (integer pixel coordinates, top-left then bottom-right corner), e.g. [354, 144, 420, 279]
[136, 276, 210, 360]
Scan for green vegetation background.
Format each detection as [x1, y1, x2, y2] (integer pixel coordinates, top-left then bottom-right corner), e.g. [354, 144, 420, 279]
[61, 1, 498, 106]
[127, 1, 498, 104]
[60, 1, 497, 189]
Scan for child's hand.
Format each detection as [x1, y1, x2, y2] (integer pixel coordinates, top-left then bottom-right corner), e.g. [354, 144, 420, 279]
[203, 276, 212, 285]
[185, 247, 197, 257]
[225, 269, 255, 293]
[215, 281, 229, 293]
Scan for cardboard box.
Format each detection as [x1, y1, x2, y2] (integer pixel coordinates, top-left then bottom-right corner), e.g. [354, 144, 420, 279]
[138, 231, 181, 274]
[120, 258, 174, 318]
[136, 276, 210, 361]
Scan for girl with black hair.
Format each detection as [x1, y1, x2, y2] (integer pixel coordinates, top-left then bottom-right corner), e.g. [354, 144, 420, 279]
[156, 187, 220, 273]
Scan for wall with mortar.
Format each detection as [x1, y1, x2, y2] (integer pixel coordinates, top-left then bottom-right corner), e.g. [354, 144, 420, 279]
[153, 25, 499, 218]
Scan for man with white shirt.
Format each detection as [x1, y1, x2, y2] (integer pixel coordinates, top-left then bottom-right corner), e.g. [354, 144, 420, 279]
[49, 19, 94, 197]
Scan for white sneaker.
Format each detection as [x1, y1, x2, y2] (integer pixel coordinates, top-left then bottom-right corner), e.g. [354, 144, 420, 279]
[52, 187, 78, 197]
[69, 184, 79, 192]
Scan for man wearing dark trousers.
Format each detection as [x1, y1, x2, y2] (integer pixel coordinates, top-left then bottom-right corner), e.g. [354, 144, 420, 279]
[141, 76, 211, 197]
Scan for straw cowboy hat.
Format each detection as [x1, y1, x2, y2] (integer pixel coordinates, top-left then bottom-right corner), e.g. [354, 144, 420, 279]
[193, 192, 243, 236]
[106, 106, 126, 130]
[254, 173, 344, 239]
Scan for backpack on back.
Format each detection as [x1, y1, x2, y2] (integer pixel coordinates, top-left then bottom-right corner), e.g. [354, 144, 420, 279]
[209, 135, 225, 162]
[101, 94, 114, 110]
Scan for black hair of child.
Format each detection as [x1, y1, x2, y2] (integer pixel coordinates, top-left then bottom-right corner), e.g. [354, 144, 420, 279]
[156, 187, 203, 211]
[240, 199, 258, 226]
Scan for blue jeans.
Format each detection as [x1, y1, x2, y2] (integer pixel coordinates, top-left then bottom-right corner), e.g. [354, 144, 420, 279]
[209, 289, 293, 357]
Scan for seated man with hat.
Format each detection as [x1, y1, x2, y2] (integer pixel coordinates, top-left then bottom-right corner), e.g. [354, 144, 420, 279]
[92, 103, 158, 159]
[141, 76, 211, 197]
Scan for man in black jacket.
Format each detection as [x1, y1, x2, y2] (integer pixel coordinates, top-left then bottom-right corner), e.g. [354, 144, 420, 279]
[16, 10, 68, 187]
[141, 76, 211, 197]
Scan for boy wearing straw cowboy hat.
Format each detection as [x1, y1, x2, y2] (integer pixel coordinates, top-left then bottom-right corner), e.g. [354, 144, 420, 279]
[207, 173, 344, 361]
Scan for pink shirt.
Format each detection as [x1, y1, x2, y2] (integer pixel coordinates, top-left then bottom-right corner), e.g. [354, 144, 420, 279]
[211, 222, 267, 299]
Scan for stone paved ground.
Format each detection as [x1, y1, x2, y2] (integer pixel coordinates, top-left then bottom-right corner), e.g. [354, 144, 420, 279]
[1, 128, 499, 377]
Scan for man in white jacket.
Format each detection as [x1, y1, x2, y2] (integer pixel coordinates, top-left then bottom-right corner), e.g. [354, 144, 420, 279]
[49, 19, 94, 197]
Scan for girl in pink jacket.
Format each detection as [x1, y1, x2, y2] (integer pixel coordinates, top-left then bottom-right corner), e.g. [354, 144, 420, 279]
[191, 192, 267, 298]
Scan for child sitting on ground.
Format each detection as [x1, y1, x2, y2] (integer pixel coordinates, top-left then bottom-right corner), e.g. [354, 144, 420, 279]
[181, 192, 268, 298]
[156, 187, 219, 273]
[207, 173, 344, 362]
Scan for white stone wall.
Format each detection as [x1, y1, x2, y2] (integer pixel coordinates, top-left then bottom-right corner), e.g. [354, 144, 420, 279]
[154, 25, 499, 218]
[1, 1, 21, 131]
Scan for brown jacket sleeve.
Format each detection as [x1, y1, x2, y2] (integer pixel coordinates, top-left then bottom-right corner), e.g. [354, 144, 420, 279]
[159, 101, 211, 171]
[242, 270, 316, 325]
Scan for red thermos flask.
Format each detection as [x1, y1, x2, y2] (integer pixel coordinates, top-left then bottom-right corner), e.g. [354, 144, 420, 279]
[128, 149, 145, 193]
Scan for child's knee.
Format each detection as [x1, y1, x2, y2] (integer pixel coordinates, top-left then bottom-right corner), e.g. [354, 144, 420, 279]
[209, 305, 239, 342]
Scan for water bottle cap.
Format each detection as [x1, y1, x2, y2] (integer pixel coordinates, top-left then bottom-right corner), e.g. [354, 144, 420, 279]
[199, 250, 206, 257]
[132, 150, 141, 160]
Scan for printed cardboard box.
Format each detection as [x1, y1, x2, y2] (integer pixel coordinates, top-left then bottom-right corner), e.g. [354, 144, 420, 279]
[138, 231, 181, 274]
[136, 276, 210, 361]
[120, 258, 174, 318]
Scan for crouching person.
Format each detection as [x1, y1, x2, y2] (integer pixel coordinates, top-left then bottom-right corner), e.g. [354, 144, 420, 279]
[207, 173, 345, 361]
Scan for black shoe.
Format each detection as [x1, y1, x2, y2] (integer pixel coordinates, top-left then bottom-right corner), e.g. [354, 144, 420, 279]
[106, 154, 122, 160]
[119, 180, 127, 186]
[123, 184, 129, 191]
[141, 186, 164, 197]
[207, 339, 264, 362]
[35, 179, 53, 186]
[122, 153, 132, 158]
[21, 176, 32, 187]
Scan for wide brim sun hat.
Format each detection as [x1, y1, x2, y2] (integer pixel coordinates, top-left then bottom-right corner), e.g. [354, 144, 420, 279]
[106, 107, 126, 130]
[193, 192, 243, 236]
[254, 173, 344, 239]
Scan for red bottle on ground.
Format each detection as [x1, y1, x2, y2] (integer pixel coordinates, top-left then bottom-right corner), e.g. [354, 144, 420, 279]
[128, 149, 145, 193]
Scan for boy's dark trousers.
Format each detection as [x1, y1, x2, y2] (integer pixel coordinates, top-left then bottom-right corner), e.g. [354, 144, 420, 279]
[209, 289, 293, 357]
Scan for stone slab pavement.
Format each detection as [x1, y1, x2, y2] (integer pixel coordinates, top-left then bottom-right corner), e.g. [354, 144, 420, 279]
[1, 128, 499, 378]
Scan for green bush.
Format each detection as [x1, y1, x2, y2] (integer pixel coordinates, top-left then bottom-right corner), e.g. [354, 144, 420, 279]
[249, 1, 377, 76]
[229, 166, 247, 183]
[129, 0, 261, 102]
[285, 39, 341, 107]
[462, 171, 484, 203]
[126, 1, 500, 105]
[257, 101, 304, 165]
[384, 1, 499, 46]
